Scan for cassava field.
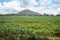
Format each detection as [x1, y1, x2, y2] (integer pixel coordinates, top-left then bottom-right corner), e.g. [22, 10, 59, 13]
[0, 16, 60, 40]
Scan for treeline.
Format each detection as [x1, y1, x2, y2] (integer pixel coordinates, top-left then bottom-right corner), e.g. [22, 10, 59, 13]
[0, 13, 60, 16]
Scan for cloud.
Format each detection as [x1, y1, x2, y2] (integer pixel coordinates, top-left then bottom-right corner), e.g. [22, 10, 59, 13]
[18, 0, 37, 8]
[40, 0, 52, 5]
[0, 0, 25, 14]
[0, 0, 60, 15]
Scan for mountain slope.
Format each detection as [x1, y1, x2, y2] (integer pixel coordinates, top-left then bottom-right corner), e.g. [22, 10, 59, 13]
[17, 10, 40, 16]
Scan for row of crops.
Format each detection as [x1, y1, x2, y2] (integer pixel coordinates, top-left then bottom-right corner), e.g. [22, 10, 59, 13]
[0, 16, 60, 40]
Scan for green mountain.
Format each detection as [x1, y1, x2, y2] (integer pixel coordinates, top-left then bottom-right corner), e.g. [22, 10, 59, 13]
[17, 10, 40, 16]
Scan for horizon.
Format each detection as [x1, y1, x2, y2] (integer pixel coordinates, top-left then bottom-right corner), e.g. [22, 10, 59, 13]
[0, 0, 60, 15]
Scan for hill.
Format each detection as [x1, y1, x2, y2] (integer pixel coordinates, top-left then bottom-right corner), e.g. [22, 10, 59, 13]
[17, 10, 40, 16]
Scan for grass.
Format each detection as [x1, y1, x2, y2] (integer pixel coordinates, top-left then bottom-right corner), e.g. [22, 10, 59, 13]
[0, 16, 60, 40]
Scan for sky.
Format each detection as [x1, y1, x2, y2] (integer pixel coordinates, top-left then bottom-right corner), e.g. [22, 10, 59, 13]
[0, 0, 60, 15]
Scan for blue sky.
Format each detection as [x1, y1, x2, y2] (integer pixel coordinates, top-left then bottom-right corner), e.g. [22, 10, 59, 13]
[0, 0, 12, 2]
[0, 0, 60, 15]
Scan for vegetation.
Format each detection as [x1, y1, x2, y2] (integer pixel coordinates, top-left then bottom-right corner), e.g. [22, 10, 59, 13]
[0, 16, 60, 40]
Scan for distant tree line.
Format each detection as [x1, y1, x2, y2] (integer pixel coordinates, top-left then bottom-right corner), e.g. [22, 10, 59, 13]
[0, 13, 60, 16]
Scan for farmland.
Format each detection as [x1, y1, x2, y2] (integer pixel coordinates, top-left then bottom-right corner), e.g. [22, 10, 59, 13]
[0, 16, 60, 40]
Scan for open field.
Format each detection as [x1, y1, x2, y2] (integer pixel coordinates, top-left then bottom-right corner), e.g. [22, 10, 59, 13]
[0, 16, 60, 40]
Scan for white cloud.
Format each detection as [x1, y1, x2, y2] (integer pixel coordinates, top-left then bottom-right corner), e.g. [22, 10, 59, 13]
[40, 0, 52, 6]
[0, 0, 25, 14]
[29, 0, 37, 5]
[0, 0, 60, 15]
[18, 0, 38, 7]
[0, 3, 1, 6]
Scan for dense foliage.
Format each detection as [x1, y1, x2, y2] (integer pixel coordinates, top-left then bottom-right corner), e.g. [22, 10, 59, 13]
[0, 16, 60, 40]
